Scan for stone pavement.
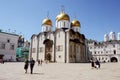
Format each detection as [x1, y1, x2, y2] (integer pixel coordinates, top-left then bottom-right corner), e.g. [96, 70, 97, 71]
[0, 62, 120, 80]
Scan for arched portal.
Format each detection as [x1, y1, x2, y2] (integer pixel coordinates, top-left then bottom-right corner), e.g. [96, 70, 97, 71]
[43, 39, 53, 61]
[110, 57, 118, 62]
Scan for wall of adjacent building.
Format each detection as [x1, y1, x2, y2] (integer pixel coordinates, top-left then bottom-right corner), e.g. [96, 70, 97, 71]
[88, 40, 120, 62]
[0, 32, 19, 61]
[37, 34, 45, 61]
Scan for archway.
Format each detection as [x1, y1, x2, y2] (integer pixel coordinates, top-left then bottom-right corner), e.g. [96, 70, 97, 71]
[111, 57, 118, 62]
[43, 39, 53, 61]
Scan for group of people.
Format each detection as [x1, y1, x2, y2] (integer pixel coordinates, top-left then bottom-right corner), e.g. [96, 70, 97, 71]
[24, 58, 44, 74]
[0, 59, 4, 64]
[91, 58, 100, 69]
[37, 59, 43, 66]
[24, 58, 35, 74]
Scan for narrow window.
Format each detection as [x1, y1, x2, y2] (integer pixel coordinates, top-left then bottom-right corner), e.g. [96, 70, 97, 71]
[59, 55, 61, 58]
[113, 45, 115, 47]
[10, 44, 14, 50]
[114, 50, 116, 54]
[94, 51, 96, 54]
[64, 22, 65, 27]
[7, 39, 10, 43]
[1, 43, 5, 49]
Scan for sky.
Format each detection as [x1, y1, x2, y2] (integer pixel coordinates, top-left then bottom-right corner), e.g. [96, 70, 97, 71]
[0, 0, 120, 41]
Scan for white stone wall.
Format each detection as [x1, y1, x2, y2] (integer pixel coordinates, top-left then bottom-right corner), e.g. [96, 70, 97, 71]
[31, 35, 38, 61]
[72, 27, 80, 32]
[42, 25, 52, 32]
[118, 32, 120, 40]
[55, 31, 65, 62]
[37, 32, 55, 62]
[46, 32, 55, 61]
[37, 34, 45, 61]
[0, 32, 19, 61]
[66, 31, 69, 63]
[56, 20, 70, 28]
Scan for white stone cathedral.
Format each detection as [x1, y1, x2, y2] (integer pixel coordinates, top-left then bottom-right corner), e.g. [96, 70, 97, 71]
[30, 9, 86, 63]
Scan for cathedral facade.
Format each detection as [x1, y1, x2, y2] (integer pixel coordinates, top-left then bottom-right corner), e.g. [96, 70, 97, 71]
[30, 10, 86, 63]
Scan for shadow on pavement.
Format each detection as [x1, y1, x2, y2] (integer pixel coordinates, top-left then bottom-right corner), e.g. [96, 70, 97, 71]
[32, 73, 44, 75]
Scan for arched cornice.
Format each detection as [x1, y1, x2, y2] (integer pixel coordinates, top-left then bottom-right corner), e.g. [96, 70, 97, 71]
[81, 34, 85, 39]
[75, 32, 80, 38]
[69, 29, 75, 34]
[43, 39, 53, 44]
[31, 34, 37, 39]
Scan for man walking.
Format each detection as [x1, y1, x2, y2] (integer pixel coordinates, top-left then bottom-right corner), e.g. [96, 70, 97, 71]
[30, 58, 35, 74]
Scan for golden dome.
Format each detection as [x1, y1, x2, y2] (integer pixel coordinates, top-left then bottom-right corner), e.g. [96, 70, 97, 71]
[42, 18, 52, 26]
[19, 35, 22, 40]
[71, 19, 80, 27]
[56, 12, 70, 21]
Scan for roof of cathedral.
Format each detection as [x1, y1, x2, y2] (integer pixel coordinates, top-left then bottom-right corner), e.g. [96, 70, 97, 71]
[56, 12, 70, 21]
[42, 18, 52, 26]
[71, 19, 80, 27]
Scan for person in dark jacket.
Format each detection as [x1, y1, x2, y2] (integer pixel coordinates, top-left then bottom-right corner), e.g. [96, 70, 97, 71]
[38, 59, 40, 66]
[24, 59, 29, 73]
[95, 60, 100, 69]
[90, 58, 95, 69]
[30, 58, 35, 74]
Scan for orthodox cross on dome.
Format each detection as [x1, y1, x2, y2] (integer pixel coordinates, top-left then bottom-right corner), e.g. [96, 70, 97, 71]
[47, 11, 49, 18]
[74, 15, 77, 20]
[73, 13, 77, 20]
[19, 32, 22, 35]
[61, 5, 65, 13]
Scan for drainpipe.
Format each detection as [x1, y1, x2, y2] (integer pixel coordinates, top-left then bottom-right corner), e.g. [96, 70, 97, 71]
[36, 36, 39, 61]
[30, 37, 33, 60]
[54, 34, 56, 62]
[65, 32, 67, 63]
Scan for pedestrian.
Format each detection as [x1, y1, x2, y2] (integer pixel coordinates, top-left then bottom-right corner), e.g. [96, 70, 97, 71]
[38, 59, 40, 66]
[30, 58, 35, 74]
[90, 58, 95, 69]
[95, 60, 100, 69]
[24, 59, 29, 73]
[40, 59, 43, 65]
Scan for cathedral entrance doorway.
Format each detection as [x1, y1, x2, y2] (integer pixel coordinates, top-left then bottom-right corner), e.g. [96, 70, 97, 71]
[110, 57, 118, 62]
[46, 53, 51, 61]
[43, 39, 53, 62]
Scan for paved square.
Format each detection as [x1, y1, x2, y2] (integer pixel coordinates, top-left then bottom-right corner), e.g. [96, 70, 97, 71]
[0, 62, 120, 80]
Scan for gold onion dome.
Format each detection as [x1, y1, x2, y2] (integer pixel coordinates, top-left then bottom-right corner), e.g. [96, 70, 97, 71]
[19, 35, 22, 40]
[42, 18, 52, 26]
[71, 19, 80, 27]
[56, 12, 70, 21]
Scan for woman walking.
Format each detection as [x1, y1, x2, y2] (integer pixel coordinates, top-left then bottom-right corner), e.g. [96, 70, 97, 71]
[24, 59, 29, 73]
